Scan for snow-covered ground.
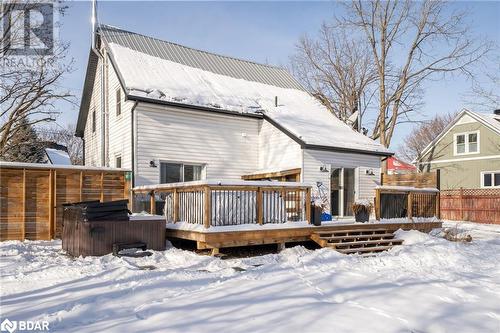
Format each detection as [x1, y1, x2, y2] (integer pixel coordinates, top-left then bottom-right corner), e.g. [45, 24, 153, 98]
[1, 221, 499, 333]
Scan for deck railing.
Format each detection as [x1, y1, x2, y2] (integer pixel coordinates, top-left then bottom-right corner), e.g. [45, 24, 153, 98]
[375, 186, 439, 220]
[132, 181, 312, 228]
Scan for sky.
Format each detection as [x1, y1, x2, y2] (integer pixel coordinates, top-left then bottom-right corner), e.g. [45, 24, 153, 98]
[57, 1, 500, 149]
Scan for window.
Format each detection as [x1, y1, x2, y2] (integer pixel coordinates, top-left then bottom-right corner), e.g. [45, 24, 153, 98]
[454, 131, 479, 155]
[116, 89, 121, 116]
[115, 155, 122, 168]
[481, 171, 500, 188]
[160, 162, 203, 183]
[92, 110, 96, 133]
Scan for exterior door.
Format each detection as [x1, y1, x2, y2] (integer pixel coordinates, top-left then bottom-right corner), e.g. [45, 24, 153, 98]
[330, 167, 356, 217]
[343, 168, 355, 216]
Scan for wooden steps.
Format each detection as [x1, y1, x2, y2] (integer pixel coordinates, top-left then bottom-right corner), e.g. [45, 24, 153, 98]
[310, 227, 404, 254]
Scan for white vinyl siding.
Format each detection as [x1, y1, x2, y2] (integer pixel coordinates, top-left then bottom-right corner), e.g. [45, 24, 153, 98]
[302, 149, 381, 214]
[134, 104, 260, 186]
[258, 120, 302, 172]
[83, 53, 103, 167]
[83, 49, 133, 168]
[107, 56, 133, 169]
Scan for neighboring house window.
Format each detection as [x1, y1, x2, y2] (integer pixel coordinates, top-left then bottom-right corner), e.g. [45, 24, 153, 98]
[481, 171, 500, 188]
[92, 110, 96, 133]
[160, 162, 203, 183]
[454, 131, 479, 155]
[116, 89, 121, 116]
[115, 155, 122, 168]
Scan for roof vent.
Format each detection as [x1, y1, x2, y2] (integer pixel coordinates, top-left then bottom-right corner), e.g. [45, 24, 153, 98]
[494, 109, 500, 115]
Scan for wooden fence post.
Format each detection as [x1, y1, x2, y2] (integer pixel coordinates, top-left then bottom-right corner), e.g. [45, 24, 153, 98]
[257, 187, 263, 225]
[407, 191, 413, 221]
[21, 169, 26, 240]
[173, 188, 179, 222]
[53, 170, 57, 239]
[204, 186, 211, 228]
[150, 190, 156, 214]
[79, 171, 84, 202]
[305, 187, 311, 224]
[375, 188, 381, 220]
[48, 170, 54, 239]
[460, 187, 464, 220]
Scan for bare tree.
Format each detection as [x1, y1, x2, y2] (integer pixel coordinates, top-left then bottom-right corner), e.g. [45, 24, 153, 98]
[291, 24, 377, 125]
[398, 111, 458, 162]
[0, 1, 73, 159]
[342, 0, 492, 148]
[466, 60, 500, 111]
[37, 124, 83, 165]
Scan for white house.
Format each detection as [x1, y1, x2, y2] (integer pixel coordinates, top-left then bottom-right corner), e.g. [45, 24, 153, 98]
[76, 25, 392, 217]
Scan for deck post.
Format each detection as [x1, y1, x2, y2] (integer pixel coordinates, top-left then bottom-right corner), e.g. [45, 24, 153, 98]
[407, 191, 413, 221]
[100, 171, 104, 202]
[150, 190, 156, 214]
[305, 187, 311, 223]
[173, 188, 179, 222]
[375, 188, 381, 220]
[435, 191, 440, 219]
[257, 187, 263, 225]
[204, 186, 211, 228]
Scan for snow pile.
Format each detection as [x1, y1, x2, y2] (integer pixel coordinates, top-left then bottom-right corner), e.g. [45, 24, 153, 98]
[108, 43, 390, 154]
[353, 199, 372, 206]
[2, 222, 500, 332]
[394, 229, 433, 245]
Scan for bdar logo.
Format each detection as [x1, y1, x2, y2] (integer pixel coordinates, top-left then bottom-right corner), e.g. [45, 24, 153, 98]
[0, 319, 17, 333]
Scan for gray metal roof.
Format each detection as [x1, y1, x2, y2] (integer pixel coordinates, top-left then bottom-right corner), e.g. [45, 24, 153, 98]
[98, 24, 304, 90]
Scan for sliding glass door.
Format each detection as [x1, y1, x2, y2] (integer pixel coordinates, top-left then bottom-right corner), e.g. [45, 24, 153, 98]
[330, 168, 356, 217]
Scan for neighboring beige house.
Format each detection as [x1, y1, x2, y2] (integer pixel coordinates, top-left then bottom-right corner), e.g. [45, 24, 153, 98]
[417, 109, 500, 190]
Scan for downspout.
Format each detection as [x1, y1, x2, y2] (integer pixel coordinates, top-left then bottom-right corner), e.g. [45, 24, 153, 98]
[91, 2, 106, 167]
[130, 101, 138, 188]
[82, 138, 86, 165]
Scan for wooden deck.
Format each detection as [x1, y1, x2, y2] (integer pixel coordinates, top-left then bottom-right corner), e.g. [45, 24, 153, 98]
[166, 221, 443, 251]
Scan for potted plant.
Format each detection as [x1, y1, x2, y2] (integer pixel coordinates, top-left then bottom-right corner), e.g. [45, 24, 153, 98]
[352, 200, 373, 223]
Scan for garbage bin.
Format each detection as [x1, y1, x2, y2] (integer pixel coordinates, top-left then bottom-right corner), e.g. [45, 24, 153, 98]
[311, 204, 322, 226]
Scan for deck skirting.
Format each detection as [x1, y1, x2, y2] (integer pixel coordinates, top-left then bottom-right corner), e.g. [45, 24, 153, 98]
[166, 221, 443, 250]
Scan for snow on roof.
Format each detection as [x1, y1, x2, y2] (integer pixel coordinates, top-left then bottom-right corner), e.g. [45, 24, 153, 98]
[418, 109, 500, 161]
[470, 111, 500, 134]
[108, 42, 391, 155]
[45, 148, 72, 165]
[0, 161, 130, 172]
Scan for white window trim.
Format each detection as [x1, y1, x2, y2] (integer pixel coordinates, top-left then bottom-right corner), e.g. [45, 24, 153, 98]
[158, 160, 206, 183]
[115, 154, 122, 168]
[453, 130, 480, 156]
[480, 170, 500, 188]
[116, 89, 122, 117]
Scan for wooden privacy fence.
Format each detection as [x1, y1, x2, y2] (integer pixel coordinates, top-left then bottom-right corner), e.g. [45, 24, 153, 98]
[440, 188, 500, 224]
[382, 170, 440, 189]
[133, 181, 311, 228]
[0, 162, 131, 240]
[375, 186, 439, 220]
